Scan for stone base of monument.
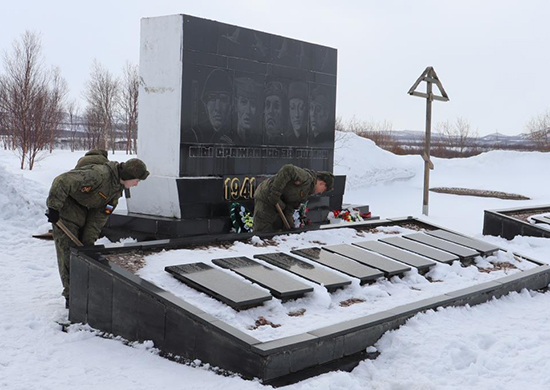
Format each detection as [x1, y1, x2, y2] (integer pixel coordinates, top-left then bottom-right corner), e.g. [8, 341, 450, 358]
[102, 175, 357, 241]
[69, 217, 550, 385]
[483, 204, 550, 240]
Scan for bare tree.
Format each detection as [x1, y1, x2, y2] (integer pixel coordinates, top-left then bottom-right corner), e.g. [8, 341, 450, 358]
[0, 103, 10, 149]
[525, 110, 550, 152]
[334, 116, 345, 132]
[83, 60, 119, 152]
[83, 105, 103, 149]
[46, 67, 68, 154]
[343, 116, 396, 150]
[119, 61, 139, 154]
[0, 31, 67, 169]
[436, 117, 478, 155]
[66, 99, 80, 152]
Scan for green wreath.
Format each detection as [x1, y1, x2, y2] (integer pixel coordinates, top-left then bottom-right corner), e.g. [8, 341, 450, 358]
[230, 202, 254, 233]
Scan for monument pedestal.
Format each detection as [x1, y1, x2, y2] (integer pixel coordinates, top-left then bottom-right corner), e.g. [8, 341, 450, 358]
[103, 175, 347, 241]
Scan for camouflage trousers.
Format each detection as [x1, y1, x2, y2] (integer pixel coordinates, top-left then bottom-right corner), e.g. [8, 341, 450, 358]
[52, 220, 80, 300]
[253, 200, 295, 233]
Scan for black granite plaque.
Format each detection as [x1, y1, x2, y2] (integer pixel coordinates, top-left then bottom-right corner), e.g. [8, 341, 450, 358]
[212, 256, 313, 300]
[403, 233, 480, 261]
[352, 241, 436, 273]
[291, 247, 383, 284]
[179, 14, 337, 176]
[379, 237, 459, 264]
[253, 252, 350, 292]
[165, 263, 271, 310]
[322, 244, 411, 277]
[425, 229, 499, 256]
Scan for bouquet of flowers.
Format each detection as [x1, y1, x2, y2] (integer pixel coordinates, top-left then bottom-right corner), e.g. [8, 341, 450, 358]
[328, 207, 372, 223]
[293, 201, 310, 228]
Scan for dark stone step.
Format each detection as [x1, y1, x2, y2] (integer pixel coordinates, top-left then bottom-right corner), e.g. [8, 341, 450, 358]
[426, 229, 499, 256]
[253, 252, 351, 292]
[352, 240, 436, 273]
[291, 247, 383, 284]
[403, 233, 480, 261]
[165, 263, 272, 310]
[322, 244, 411, 277]
[379, 236, 459, 264]
[212, 257, 313, 300]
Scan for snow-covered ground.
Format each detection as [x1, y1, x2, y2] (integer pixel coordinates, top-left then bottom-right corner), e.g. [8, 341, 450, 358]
[1, 135, 550, 389]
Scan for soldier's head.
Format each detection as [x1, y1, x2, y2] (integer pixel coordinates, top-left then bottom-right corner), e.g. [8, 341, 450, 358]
[309, 85, 330, 137]
[202, 69, 232, 131]
[288, 82, 307, 134]
[263, 81, 285, 136]
[314, 171, 334, 194]
[119, 158, 149, 189]
[234, 77, 260, 134]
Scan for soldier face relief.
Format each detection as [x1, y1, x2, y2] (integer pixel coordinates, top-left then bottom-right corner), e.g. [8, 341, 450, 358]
[264, 94, 283, 135]
[289, 97, 305, 134]
[205, 92, 231, 131]
[237, 95, 257, 131]
[309, 99, 329, 137]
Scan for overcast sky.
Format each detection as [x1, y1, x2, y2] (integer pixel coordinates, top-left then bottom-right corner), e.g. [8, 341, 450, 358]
[2, 0, 549, 135]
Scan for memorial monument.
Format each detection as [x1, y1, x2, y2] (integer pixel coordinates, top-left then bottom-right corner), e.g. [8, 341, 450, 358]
[106, 14, 344, 239]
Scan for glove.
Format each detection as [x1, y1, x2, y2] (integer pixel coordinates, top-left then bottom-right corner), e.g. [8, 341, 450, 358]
[46, 208, 60, 224]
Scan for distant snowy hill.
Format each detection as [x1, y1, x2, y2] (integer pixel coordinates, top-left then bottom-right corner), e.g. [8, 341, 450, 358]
[391, 129, 535, 148]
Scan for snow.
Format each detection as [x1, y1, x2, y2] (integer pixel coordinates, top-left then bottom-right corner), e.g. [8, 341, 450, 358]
[1, 137, 550, 389]
[138, 228, 535, 342]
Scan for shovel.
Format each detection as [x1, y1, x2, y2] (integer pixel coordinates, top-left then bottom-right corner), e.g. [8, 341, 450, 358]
[56, 220, 84, 247]
[275, 203, 292, 230]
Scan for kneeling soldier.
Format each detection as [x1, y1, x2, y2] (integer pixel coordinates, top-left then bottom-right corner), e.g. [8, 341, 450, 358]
[253, 164, 333, 233]
[46, 157, 149, 307]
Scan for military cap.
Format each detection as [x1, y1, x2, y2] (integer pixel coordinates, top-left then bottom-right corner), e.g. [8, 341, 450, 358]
[310, 85, 329, 108]
[119, 159, 149, 181]
[235, 77, 260, 100]
[288, 81, 307, 100]
[316, 171, 334, 191]
[265, 81, 285, 100]
[202, 69, 232, 103]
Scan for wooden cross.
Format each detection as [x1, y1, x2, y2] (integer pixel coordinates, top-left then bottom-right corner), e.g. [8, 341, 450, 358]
[408, 66, 449, 216]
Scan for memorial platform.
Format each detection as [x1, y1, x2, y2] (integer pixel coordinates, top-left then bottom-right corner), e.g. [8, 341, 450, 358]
[69, 216, 550, 386]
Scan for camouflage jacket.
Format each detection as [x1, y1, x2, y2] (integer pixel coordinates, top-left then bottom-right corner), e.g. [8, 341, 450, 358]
[75, 149, 109, 169]
[255, 164, 316, 210]
[47, 161, 124, 245]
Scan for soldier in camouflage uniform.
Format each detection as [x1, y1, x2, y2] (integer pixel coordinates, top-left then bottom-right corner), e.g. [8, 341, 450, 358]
[253, 164, 334, 233]
[46, 155, 149, 307]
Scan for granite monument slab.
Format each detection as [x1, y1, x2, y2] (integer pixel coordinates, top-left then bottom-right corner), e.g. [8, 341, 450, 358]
[212, 257, 313, 300]
[379, 236, 459, 264]
[425, 229, 499, 256]
[253, 252, 351, 292]
[165, 262, 272, 310]
[291, 247, 384, 284]
[403, 233, 480, 261]
[322, 244, 411, 277]
[352, 240, 436, 273]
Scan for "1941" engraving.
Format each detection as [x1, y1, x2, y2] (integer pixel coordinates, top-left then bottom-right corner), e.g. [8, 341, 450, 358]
[224, 177, 256, 201]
